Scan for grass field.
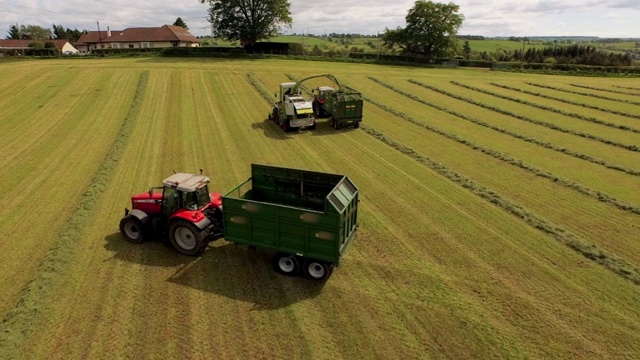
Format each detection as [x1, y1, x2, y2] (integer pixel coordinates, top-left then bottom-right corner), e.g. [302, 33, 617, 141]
[0, 57, 639, 359]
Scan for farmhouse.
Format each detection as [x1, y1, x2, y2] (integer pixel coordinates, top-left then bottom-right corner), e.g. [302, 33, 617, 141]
[0, 39, 79, 53]
[75, 25, 200, 53]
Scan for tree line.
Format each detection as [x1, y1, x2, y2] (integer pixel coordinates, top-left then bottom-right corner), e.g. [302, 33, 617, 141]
[5, 24, 87, 43]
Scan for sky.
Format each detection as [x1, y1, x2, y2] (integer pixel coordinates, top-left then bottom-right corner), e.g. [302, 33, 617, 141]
[1, 0, 640, 39]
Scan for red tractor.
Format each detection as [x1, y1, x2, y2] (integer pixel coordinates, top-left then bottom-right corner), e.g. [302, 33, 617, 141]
[119, 172, 224, 255]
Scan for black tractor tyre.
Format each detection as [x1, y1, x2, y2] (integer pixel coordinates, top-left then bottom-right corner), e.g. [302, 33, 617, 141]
[303, 260, 333, 282]
[272, 107, 279, 124]
[169, 220, 207, 256]
[273, 253, 300, 276]
[119, 215, 146, 244]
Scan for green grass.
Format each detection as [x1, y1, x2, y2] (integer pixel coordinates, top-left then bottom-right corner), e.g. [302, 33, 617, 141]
[0, 58, 639, 359]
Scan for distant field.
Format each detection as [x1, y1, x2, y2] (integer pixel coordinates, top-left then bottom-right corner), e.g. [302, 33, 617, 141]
[0, 58, 639, 359]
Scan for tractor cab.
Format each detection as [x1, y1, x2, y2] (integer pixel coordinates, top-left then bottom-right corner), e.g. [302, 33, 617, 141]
[161, 173, 219, 216]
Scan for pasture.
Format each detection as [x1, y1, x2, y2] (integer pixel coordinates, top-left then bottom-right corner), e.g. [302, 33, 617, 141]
[0, 57, 639, 359]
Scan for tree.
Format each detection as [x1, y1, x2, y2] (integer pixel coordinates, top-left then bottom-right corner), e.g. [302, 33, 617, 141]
[173, 17, 189, 30]
[19, 25, 53, 40]
[200, 0, 292, 47]
[6, 25, 20, 39]
[462, 40, 471, 59]
[52, 24, 85, 43]
[382, 0, 464, 62]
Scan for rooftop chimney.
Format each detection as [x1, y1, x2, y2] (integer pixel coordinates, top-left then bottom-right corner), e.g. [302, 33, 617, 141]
[107, 26, 111, 38]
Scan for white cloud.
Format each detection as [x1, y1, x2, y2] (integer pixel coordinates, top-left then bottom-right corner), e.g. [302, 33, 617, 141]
[1, 0, 639, 38]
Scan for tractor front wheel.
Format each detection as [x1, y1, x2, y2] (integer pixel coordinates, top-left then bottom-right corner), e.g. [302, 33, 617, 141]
[169, 220, 206, 256]
[119, 215, 146, 244]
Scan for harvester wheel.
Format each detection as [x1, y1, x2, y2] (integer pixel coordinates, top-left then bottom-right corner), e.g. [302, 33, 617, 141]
[169, 220, 206, 256]
[303, 260, 333, 282]
[119, 215, 145, 244]
[273, 253, 300, 276]
[313, 101, 321, 117]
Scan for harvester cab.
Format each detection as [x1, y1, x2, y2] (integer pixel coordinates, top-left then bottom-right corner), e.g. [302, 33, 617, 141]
[119, 172, 224, 255]
[269, 82, 316, 131]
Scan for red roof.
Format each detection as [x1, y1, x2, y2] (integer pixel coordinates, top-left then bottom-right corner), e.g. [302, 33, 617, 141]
[103, 25, 199, 43]
[0, 39, 72, 50]
[75, 31, 120, 45]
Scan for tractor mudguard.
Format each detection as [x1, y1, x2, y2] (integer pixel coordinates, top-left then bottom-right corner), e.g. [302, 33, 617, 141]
[128, 209, 150, 225]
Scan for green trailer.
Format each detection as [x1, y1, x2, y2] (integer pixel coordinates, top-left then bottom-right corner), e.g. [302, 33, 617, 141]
[312, 86, 364, 129]
[222, 164, 359, 281]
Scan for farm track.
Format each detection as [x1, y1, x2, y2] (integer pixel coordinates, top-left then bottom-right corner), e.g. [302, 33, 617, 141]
[0, 70, 149, 357]
[451, 81, 640, 134]
[526, 82, 640, 108]
[281, 74, 640, 282]
[3, 59, 640, 359]
[406, 79, 640, 152]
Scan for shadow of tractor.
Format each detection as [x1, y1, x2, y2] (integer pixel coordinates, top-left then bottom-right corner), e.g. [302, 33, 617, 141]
[105, 233, 324, 310]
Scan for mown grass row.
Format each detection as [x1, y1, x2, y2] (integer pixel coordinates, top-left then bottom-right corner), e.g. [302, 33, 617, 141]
[492, 83, 640, 120]
[0, 71, 149, 356]
[451, 81, 640, 134]
[246, 73, 274, 104]
[367, 77, 640, 177]
[571, 83, 640, 96]
[409, 79, 640, 152]
[527, 82, 640, 106]
[358, 124, 640, 285]
[614, 85, 640, 91]
[358, 82, 640, 216]
[491, 82, 640, 119]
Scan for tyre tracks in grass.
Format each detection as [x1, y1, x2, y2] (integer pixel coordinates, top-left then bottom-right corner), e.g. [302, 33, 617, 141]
[0, 70, 149, 356]
[368, 77, 640, 177]
[521, 82, 640, 115]
[407, 79, 640, 152]
[451, 81, 640, 134]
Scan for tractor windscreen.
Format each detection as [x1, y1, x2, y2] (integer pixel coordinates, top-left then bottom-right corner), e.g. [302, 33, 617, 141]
[194, 186, 211, 209]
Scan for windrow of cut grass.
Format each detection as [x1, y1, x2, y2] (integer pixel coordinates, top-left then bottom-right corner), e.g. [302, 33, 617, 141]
[0, 70, 149, 357]
[451, 81, 640, 134]
[0, 69, 142, 319]
[358, 125, 640, 285]
[408, 79, 640, 152]
[365, 76, 640, 179]
[356, 90, 640, 216]
[571, 83, 640, 96]
[527, 82, 640, 107]
[614, 85, 640, 91]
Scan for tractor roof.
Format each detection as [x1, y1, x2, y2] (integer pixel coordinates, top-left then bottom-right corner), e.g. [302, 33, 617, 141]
[163, 173, 210, 192]
[318, 86, 334, 91]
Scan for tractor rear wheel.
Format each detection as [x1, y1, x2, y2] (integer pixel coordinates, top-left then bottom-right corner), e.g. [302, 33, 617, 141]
[169, 220, 206, 256]
[303, 260, 333, 282]
[119, 215, 145, 244]
[273, 253, 300, 276]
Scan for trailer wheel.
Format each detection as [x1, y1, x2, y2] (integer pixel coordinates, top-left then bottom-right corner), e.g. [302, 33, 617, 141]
[169, 220, 206, 256]
[273, 253, 300, 276]
[353, 122, 360, 129]
[303, 260, 333, 282]
[119, 215, 145, 244]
